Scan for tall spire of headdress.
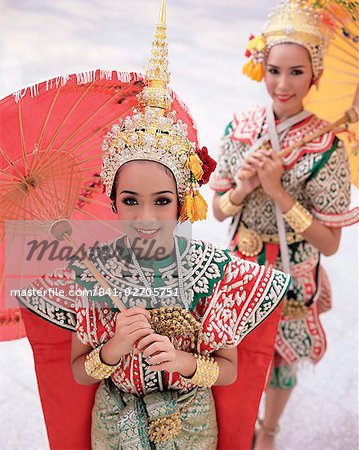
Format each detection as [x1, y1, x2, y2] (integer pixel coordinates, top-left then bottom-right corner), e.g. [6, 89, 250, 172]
[138, 0, 173, 111]
[101, 0, 217, 222]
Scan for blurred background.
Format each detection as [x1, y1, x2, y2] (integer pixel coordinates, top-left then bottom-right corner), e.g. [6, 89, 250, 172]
[0, 0, 357, 449]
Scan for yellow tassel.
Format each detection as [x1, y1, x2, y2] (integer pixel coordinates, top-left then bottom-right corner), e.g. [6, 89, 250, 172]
[242, 59, 264, 82]
[192, 192, 208, 221]
[186, 154, 204, 181]
[252, 62, 264, 82]
[242, 59, 255, 77]
[179, 192, 195, 222]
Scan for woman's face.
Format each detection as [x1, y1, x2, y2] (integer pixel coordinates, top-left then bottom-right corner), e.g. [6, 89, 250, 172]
[264, 43, 314, 121]
[114, 160, 179, 258]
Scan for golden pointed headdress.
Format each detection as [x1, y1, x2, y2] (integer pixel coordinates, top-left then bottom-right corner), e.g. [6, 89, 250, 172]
[243, 0, 334, 81]
[100, 0, 215, 222]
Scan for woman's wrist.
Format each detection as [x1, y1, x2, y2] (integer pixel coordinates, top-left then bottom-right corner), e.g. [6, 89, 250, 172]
[270, 186, 294, 211]
[176, 350, 197, 378]
[100, 337, 124, 366]
[231, 181, 250, 203]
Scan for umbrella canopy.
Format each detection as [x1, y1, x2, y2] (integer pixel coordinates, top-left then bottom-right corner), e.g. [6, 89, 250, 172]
[0, 69, 199, 340]
[305, 1, 359, 186]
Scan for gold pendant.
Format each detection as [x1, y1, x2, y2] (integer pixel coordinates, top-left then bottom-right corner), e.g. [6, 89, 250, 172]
[148, 411, 182, 443]
[149, 306, 202, 349]
[236, 224, 263, 257]
[282, 298, 308, 319]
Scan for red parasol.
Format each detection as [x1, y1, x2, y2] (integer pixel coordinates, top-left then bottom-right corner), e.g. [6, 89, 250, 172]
[0, 69, 199, 341]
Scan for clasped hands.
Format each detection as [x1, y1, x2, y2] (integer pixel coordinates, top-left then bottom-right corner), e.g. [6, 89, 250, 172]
[237, 147, 284, 199]
[109, 307, 189, 374]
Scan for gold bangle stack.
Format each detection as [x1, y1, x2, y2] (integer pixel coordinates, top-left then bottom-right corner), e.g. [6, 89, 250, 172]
[84, 344, 119, 380]
[181, 354, 219, 388]
[283, 201, 313, 234]
[219, 189, 243, 216]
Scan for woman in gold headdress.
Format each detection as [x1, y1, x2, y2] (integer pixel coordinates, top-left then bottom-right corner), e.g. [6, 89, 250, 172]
[211, 1, 357, 449]
[16, 1, 291, 448]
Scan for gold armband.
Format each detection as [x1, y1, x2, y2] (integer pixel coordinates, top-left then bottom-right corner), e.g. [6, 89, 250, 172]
[283, 201, 313, 234]
[181, 354, 219, 388]
[84, 344, 118, 380]
[219, 189, 243, 217]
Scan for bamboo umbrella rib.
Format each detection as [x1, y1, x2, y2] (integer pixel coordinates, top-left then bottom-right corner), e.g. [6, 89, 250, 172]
[78, 196, 111, 208]
[77, 166, 104, 174]
[77, 185, 101, 192]
[325, 66, 358, 77]
[32, 188, 66, 219]
[47, 154, 62, 218]
[17, 102, 28, 171]
[331, 41, 359, 63]
[80, 173, 101, 180]
[0, 170, 22, 181]
[54, 90, 123, 153]
[34, 87, 121, 172]
[0, 147, 24, 180]
[0, 231, 16, 298]
[26, 192, 49, 221]
[73, 206, 120, 233]
[37, 85, 63, 151]
[308, 94, 353, 103]
[0, 184, 30, 220]
[329, 53, 358, 69]
[0, 181, 26, 189]
[51, 154, 76, 218]
[27, 184, 58, 220]
[74, 153, 103, 165]
[64, 164, 80, 218]
[30, 85, 63, 174]
[19, 234, 27, 290]
[32, 185, 60, 219]
[327, 9, 355, 35]
[44, 82, 96, 155]
[55, 81, 139, 154]
[321, 80, 358, 85]
[0, 188, 22, 220]
[54, 164, 67, 218]
[65, 103, 136, 157]
[332, 30, 358, 53]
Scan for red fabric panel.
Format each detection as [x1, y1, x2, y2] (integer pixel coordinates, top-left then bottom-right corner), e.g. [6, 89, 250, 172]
[21, 308, 97, 450]
[214, 303, 282, 450]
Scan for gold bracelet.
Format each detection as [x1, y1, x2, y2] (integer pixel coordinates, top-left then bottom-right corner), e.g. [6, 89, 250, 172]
[181, 354, 219, 388]
[84, 344, 119, 380]
[219, 189, 243, 216]
[283, 201, 313, 234]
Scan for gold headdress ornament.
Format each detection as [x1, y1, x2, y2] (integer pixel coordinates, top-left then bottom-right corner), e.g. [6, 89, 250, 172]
[100, 0, 216, 222]
[243, 0, 334, 81]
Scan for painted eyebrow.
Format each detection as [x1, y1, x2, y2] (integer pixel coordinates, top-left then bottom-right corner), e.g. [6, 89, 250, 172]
[152, 190, 175, 195]
[268, 64, 306, 69]
[119, 190, 175, 195]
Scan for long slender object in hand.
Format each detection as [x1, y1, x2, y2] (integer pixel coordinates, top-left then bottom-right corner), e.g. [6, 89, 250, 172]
[49, 219, 127, 312]
[240, 84, 359, 180]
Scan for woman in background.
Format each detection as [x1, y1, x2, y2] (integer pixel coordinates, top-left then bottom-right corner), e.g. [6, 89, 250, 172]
[211, 1, 356, 448]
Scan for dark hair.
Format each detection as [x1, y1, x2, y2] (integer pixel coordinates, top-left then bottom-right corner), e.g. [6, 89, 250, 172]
[110, 170, 119, 214]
